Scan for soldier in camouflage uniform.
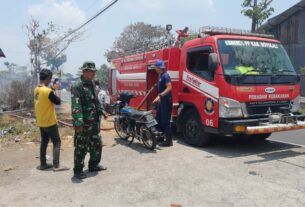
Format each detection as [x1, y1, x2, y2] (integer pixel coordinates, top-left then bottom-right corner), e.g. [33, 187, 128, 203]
[71, 61, 108, 179]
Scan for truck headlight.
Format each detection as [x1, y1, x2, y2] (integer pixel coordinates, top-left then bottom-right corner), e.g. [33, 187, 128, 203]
[219, 97, 243, 118]
[290, 96, 301, 113]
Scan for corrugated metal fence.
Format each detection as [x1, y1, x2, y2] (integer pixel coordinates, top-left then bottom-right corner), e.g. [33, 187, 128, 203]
[272, 9, 305, 96]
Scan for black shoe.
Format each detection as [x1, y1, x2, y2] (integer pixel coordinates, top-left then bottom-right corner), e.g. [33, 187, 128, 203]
[158, 141, 173, 147]
[89, 165, 107, 172]
[156, 137, 164, 143]
[74, 172, 87, 179]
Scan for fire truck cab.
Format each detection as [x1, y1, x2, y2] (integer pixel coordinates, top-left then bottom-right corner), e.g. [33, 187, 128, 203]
[109, 27, 305, 146]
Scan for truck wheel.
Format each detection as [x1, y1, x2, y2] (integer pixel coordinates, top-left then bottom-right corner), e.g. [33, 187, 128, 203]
[182, 110, 211, 147]
[249, 133, 272, 141]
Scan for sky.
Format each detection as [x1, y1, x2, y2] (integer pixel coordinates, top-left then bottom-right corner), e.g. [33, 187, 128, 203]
[0, 0, 301, 75]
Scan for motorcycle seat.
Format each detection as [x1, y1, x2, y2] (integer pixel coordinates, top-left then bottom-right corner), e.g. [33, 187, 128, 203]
[130, 110, 150, 118]
[120, 107, 151, 118]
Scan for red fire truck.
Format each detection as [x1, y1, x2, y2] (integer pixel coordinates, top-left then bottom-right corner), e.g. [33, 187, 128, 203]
[108, 27, 305, 146]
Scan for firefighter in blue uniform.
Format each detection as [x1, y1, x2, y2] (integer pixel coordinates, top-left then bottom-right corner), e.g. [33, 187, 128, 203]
[153, 60, 173, 147]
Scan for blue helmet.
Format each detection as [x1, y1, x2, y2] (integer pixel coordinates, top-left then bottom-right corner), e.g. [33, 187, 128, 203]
[153, 59, 165, 69]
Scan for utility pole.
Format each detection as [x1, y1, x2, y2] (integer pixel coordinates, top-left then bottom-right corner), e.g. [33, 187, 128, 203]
[34, 39, 41, 86]
[251, 0, 258, 32]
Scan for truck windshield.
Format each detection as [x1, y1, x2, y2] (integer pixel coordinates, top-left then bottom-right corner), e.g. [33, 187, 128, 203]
[217, 39, 296, 76]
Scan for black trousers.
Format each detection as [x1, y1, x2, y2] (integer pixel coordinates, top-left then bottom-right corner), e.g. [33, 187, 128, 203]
[156, 97, 173, 143]
[39, 124, 61, 166]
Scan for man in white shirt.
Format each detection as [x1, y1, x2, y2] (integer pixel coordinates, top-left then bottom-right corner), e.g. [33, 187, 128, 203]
[98, 89, 110, 106]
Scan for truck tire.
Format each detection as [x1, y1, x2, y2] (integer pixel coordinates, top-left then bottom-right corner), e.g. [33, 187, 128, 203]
[182, 110, 211, 147]
[249, 133, 272, 141]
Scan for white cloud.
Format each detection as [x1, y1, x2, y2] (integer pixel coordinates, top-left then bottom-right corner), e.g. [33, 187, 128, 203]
[121, 0, 214, 13]
[133, 0, 162, 10]
[27, 0, 86, 27]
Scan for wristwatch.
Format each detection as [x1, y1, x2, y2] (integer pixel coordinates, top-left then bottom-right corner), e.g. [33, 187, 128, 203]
[159, 93, 162, 98]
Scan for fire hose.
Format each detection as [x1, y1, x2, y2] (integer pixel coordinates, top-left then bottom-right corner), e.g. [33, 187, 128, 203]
[136, 83, 158, 110]
[6, 82, 158, 131]
[8, 114, 114, 131]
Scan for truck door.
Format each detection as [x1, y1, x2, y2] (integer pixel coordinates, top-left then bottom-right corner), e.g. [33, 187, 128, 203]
[179, 45, 220, 146]
[183, 45, 219, 128]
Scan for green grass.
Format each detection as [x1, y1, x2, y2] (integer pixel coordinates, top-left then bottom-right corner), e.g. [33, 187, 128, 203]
[0, 115, 40, 143]
[0, 114, 74, 144]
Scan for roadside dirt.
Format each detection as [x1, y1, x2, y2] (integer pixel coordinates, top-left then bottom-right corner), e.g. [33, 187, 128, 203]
[0, 129, 115, 186]
[2, 105, 305, 206]
[0, 102, 116, 187]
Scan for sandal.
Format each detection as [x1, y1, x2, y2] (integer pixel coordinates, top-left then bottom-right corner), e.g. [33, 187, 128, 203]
[53, 165, 70, 172]
[37, 164, 53, 171]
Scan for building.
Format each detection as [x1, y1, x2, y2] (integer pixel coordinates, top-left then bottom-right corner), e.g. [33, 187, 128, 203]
[0, 48, 5, 58]
[260, 0, 305, 72]
[53, 73, 77, 89]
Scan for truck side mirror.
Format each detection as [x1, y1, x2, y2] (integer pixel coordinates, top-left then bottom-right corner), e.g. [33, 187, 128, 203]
[208, 53, 219, 72]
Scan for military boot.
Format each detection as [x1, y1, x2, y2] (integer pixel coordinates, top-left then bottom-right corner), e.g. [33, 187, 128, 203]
[159, 139, 173, 147]
[89, 165, 107, 172]
[73, 172, 87, 179]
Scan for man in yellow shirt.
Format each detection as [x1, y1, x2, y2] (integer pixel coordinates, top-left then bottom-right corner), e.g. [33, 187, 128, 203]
[34, 69, 68, 171]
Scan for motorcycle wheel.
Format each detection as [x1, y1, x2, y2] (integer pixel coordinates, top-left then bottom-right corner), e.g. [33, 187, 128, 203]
[114, 118, 129, 140]
[140, 125, 156, 150]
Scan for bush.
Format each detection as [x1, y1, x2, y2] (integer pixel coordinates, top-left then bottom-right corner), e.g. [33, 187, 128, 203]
[300, 67, 305, 74]
[0, 78, 33, 110]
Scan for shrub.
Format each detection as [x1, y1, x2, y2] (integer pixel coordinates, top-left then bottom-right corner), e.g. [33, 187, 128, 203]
[300, 67, 305, 74]
[0, 78, 33, 110]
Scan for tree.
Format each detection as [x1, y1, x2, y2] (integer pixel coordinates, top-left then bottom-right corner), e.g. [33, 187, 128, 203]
[0, 62, 31, 109]
[241, 0, 274, 32]
[180, 29, 199, 46]
[43, 50, 67, 72]
[2, 78, 33, 110]
[95, 64, 109, 90]
[4, 62, 17, 74]
[105, 22, 175, 61]
[2, 62, 29, 80]
[300, 67, 305, 74]
[25, 19, 83, 85]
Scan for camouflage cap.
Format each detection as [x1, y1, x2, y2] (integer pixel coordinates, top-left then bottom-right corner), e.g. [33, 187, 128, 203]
[80, 61, 97, 71]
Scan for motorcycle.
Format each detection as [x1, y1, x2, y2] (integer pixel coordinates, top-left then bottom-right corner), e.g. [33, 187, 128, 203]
[114, 92, 162, 150]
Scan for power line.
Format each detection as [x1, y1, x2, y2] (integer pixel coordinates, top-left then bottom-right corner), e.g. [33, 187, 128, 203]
[73, 0, 118, 34]
[43, 0, 119, 49]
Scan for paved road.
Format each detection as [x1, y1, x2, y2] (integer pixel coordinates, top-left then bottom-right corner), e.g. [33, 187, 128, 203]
[270, 129, 305, 147]
[2, 129, 305, 207]
[60, 90, 71, 103]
